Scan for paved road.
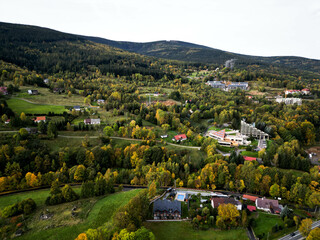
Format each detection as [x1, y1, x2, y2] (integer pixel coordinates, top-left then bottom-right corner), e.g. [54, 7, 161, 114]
[0, 130, 18, 133]
[278, 220, 320, 240]
[58, 135, 201, 150]
[247, 226, 257, 240]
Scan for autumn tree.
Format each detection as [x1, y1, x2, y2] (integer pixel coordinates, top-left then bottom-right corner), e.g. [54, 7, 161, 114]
[307, 228, 320, 240]
[74, 165, 86, 182]
[299, 218, 313, 237]
[216, 203, 240, 229]
[269, 183, 280, 198]
[148, 181, 157, 198]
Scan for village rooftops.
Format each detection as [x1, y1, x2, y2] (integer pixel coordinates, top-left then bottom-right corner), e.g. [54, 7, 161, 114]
[211, 197, 242, 210]
[255, 197, 281, 213]
[153, 199, 181, 214]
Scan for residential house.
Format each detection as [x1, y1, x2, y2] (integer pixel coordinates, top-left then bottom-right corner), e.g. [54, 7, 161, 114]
[34, 116, 46, 123]
[43, 79, 50, 84]
[84, 118, 101, 125]
[243, 156, 257, 162]
[275, 96, 302, 105]
[227, 82, 249, 91]
[255, 197, 281, 214]
[243, 194, 258, 202]
[206, 81, 226, 90]
[74, 106, 81, 111]
[0, 87, 8, 95]
[4, 119, 10, 124]
[160, 135, 168, 138]
[153, 199, 181, 220]
[173, 134, 187, 142]
[301, 88, 310, 95]
[97, 99, 105, 105]
[28, 90, 39, 95]
[211, 197, 242, 210]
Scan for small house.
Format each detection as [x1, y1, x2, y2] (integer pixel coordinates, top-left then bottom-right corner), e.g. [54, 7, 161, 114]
[74, 106, 81, 111]
[161, 135, 168, 138]
[5, 119, 10, 124]
[243, 194, 258, 202]
[255, 197, 281, 214]
[28, 90, 39, 95]
[153, 199, 181, 220]
[34, 116, 46, 123]
[211, 197, 242, 210]
[173, 134, 187, 142]
[243, 156, 257, 162]
[97, 99, 105, 105]
[0, 87, 8, 95]
[43, 79, 50, 84]
[84, 118, 101, 125]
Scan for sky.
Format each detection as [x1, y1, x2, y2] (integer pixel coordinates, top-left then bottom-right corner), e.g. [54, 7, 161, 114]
[1, 0, 320, 59]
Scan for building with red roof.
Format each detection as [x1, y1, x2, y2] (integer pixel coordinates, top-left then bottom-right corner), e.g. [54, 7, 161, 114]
[209, 129, 226, 140]
[34, 116, 46, 123]
[173, 134, 187, 142]
[243, 194, 258, 202]
[247, 206, 256, 212]
[243, 156, 257, 161]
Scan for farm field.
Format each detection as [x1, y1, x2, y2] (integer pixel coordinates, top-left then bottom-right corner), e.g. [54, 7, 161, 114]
[144, 221, 248, 240]
[18, 189, 141, 240]
[7, 98, 67, 114]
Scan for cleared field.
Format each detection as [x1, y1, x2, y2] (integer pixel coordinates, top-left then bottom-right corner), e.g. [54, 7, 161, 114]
[19, 189, 141, 240]
[252, 212, 282, 239]
[144, 221, 248, 240]
[16, 85, 85, 106]
[0, 186, 81, 209]
[7, 98, 67, 114]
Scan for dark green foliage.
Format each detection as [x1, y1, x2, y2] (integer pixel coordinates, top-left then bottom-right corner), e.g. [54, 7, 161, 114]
[1, 198, 36, 218]
[80, 181, 95, 198]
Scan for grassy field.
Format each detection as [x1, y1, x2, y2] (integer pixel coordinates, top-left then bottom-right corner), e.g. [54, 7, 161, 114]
[252, 212, 282, 239]
[7, 98, 67, 114]
[144, 222, 248, 240]
[43, 135, 101, 151]
[0, 187, 81, 209]
[241, 151, 259, 158]
[19, 189, 141, 240]
[15, 85, 85, 106]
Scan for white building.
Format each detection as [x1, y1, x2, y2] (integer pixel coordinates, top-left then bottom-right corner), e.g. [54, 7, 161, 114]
[275, 96, 302, 105]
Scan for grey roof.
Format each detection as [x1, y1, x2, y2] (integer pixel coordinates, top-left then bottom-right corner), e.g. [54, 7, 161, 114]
[153, 199, 181, 213]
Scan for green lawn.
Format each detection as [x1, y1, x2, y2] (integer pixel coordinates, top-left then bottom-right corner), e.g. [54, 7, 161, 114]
[0, 187, 81, 209]
[144, 222, 248, 240]
[252, 212, 282, 239]
[7, 98, 67, 114]
[241, 151, 259, 158]
[19, 189, 141, 240]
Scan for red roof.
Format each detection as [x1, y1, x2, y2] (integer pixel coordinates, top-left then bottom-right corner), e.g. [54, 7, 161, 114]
[302, 88, 310, 91]
[243, 156, 256, 161]
[243, 194, 258, 201]
[211, 129, 226, 139]
[247, 206, 256, 212]
[34, 116, 46, 122]
[174, 134, 187, 141]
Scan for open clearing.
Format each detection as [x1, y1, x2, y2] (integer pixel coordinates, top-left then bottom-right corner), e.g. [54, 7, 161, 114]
[19, 189, 141, 240]
[144, 221, 248, 240]
[7, 98, 67, 114]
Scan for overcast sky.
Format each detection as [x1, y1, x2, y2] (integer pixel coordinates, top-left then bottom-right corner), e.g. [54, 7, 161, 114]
[1, 0, 320, 59]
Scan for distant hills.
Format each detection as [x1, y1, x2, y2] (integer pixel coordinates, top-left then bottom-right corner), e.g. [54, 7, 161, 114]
[0, 21, 320, 76]
[84, 36, 320, 73]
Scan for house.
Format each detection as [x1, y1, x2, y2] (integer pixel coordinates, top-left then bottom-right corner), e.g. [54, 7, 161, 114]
[53, 88, 64, 93]
[301, 88, 310, 95]
[0, 87, 8, 95]
[255, 197, 281, 214]
[247, 206, 256, 212]
[243, 156, 257, 162]
[206, 81, 226, 90]
[34, 116, 46, 123]
[243, 194, 258, 202]
[4, 119, 10, 124]
[97, 99, 105, 105]
[173, 134, 187, 142]
[161, 135, 168, 138]
[24, 128, 38, 134]
[28, 90, 39, 95]
[275, 96, 302, 105]
[153, 199, 181, 220]
[74, 106, 81, 111]
[211, 197, 242, 210]
[227, 82, 249, 91]
[43, 79, 49, 84]
[285, 89, 301, 95]
[84, 118, 101, 125]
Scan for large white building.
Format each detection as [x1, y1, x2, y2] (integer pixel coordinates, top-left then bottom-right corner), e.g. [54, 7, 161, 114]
[208, 129, 251, 146]
[275, 96, 302, 105]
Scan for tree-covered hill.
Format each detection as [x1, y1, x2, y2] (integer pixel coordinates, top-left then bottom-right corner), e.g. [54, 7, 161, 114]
[84, 36, 320, 74]
[0, 22, 178, 79]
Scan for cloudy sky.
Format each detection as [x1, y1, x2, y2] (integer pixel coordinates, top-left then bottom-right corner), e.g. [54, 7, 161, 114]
[1, 0, 320, 59]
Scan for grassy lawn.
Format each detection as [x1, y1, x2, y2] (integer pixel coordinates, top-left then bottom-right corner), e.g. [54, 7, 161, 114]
[19, 189, 141, 240]
[144, 222, 248, 240]
[241, 151, 259, 158]
[208, 126, 222, 131]
[0, 186, 81, 209]
[217, 145, 234, 153]
[15, 85, 85, 106]
[252, 212, 282, 239]
[44, 135, 101, 151]
[7, 98, 67, 114]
